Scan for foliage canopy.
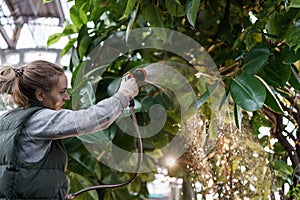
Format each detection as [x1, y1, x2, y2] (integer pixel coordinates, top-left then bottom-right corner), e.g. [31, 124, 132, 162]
[48, 0, 300, 199]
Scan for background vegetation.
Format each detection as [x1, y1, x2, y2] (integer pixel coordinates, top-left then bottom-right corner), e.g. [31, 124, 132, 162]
[47, 0, 300, 199]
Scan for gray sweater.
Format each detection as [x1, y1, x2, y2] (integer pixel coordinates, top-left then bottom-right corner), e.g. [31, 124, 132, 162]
[19, 92, 129, 163]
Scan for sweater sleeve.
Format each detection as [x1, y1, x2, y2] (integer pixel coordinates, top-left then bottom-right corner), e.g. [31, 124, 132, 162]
[23, 92, 129, 140]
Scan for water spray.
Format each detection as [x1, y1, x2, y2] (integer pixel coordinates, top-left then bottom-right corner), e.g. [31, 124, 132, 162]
[67, 68, 146, 200]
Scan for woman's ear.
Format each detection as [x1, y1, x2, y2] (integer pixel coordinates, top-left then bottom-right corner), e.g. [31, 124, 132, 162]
[35, 89, 44, 102]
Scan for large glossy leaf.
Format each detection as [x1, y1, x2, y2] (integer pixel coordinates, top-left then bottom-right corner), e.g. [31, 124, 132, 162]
[70, 5, 84, 29]
[197, 80, 221, 108]
[234, 104, 243, 129]
[243, 45, 270, 75]
[286, 24, 300, 52]
[289, 65, 300, 90]
[230, 75, 266, 111]
[141, 1, 167, 40]
[260, 53, 292, 88]
[165, 0, 186, 17]
[127, 176, 141, 195]
[79, 81, 95, 109]
[68, 172, 99, 200]
[282, 46, 300, 64]
[120, 0, 136, 20]
[271, 159, 294, 185]
[64, 137, 84, 153]
[104, 188, 134, 200]
[78, 35, 92, 60]
[266, 8, 298, 37]
[186, 0, 200, 27]
[264, 87, 284, 114]
[259, 68, 284, 89]
[289, 0, 300, 8]
[43, 0, 300, 198]
[257, 76, 284, 114]
[126, 7, 138, 43]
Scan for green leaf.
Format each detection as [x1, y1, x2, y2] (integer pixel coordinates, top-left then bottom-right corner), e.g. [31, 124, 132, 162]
[259, 53, 291, 88]
[69, 172, 99, 200]
[282, 46, 300, 64]
[78, 35, 91, 60]
[259, 70, 280, 88]
[165, 0, 186, 17]
[79, 81, 96, 109]
[64, 137, 83, 153]
[217, 20, 231, 42]
[43, 0, 53, 3]
[107, 78, 121, 97]
[251, 112, 271, 136]
[126, 4, 139, 42]
[289, 65, 300, 90]
[264, 87, 284, 114]
[75, 0, 87, 8]
[90, 0, 105, 22]
[289, 0, 300, 8]
[70, 5, 84, 29]
[47, 33, 63, 47]
[256, 76, 284, 114]
[197, 89, 210, 108]
[70, 48, 80, 73]
[68, 150, 96, 175]
[272, 159, 294, 176]
[77, 130, 110, 145]
[197, 80, 220, 108]
[234, 104, 242, 129]
[141, 1, 167, 40]
[230, 75, 266, 111]
[120, 0, 136, 20]
[271, 160, 294, 185]
[61, 37, 77, 56]
[266, 8, 298, 37]
[243, 45, 270, 75]
[270, 52, 291, 87]
[62, 24, 79, 35]
[106, 188, 134, 200]
[286, 24, 300, 52]
[79, 2, 89, 24]
[186, 0, 200, 27]
[245, 31, 262, 50]
[127, 176, 141, 195]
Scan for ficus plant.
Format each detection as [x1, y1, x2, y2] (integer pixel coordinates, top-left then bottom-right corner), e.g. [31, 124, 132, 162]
[47, 0, 300, 199]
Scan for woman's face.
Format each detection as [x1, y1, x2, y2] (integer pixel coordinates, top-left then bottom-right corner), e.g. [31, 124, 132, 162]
[40, 74, 70, 110]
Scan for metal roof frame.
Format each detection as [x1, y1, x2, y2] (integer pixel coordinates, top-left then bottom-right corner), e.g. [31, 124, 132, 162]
[0, 0, 65, 49]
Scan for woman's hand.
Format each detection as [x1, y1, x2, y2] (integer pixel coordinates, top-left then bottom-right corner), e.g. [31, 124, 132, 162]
[118, 77, 139, 100]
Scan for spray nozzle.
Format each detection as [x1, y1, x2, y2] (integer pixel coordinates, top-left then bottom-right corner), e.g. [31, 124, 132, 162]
[125, 68, 147, 83]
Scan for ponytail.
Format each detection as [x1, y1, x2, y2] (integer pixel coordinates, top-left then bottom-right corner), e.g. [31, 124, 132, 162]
[0, 66, 27, 108]
[0, 60, 64, 108]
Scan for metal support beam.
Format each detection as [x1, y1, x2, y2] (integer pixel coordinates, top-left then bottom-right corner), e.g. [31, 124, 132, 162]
[1, 0, 66, 49]
[28, 0, 38, 17]
[0, 48, 70, 66]
[0, 26, 14, 48]
[54, 0, 65, 26]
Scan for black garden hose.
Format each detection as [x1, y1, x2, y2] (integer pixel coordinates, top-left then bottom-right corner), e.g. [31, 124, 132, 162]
[67, 100, 143, 200]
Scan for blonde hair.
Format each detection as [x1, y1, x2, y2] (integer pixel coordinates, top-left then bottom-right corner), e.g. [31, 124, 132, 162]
[0, 60, 65, 108]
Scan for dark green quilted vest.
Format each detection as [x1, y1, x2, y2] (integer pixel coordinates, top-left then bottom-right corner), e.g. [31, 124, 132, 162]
[0, 107, 68, 200]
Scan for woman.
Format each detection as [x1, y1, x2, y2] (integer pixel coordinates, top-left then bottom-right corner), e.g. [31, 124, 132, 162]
[0, 60, 138, 199]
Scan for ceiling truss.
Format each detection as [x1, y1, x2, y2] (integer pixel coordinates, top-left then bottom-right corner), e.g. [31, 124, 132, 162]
[0, 0, 65, 49]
